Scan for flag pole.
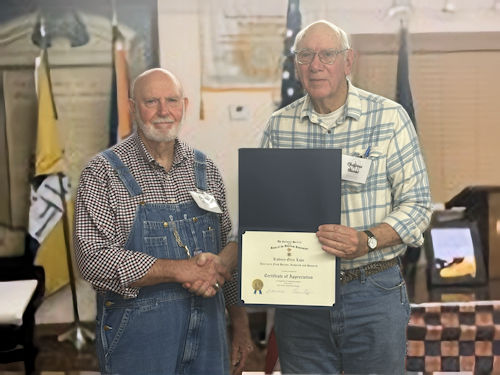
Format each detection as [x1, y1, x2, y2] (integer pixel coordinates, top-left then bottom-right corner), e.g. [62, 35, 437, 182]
[395, 20, 421, 284]
[32, 15, 93, 349]
[56, 173, 95, 350]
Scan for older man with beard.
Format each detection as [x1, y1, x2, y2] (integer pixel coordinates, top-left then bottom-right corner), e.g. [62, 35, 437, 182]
[74, 68, 253, 375]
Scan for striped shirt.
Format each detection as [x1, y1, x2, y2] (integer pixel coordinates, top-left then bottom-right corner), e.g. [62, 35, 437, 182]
[260, 80, 432, 269]
[74, 132, 237, 304]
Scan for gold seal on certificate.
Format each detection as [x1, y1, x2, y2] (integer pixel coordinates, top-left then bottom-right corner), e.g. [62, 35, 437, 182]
[240, 231, 336, 307]
[252, 279, 264, 294]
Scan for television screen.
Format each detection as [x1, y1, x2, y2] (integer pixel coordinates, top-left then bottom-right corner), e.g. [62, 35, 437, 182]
[424, 219, 486, 287]
[430, 228, 476, 278]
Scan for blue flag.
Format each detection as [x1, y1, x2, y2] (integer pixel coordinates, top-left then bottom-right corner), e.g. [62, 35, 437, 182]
[279, 0, 303, 109]
[108, 23, 120, 147]
[396, 25, 421, 275]
[396, 25, 416, 128]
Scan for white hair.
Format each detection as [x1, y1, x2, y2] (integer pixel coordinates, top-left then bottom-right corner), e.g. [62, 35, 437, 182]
[292, 20, 351, 52]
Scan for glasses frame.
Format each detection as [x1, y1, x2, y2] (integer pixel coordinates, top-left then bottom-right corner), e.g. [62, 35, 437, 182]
[293, 48, 349, 65]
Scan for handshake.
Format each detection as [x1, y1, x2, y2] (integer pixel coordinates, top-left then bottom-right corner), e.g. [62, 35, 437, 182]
[181, 252, 233, 298]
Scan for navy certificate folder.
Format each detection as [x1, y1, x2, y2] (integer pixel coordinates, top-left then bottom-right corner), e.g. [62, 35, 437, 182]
[238, 148, 342, 231]
[238, 148, 342, 308]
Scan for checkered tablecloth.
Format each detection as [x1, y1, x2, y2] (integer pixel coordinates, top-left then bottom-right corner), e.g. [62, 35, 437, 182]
[407, 301, 500, 373]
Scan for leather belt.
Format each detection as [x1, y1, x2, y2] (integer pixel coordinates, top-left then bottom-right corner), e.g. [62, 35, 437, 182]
[340, 257, 399, 285]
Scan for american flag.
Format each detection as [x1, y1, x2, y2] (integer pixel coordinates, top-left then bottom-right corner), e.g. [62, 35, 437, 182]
[279, 0, 303, 109]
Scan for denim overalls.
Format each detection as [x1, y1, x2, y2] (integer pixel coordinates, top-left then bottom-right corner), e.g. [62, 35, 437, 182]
[95, 149, 229, 375]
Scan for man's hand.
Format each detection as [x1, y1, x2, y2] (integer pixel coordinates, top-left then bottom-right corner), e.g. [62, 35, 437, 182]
[228, 305, 254, 375]
[182, 252, 232, 297]
[316, 224, 367, 259]
[317, 223, 403, 259]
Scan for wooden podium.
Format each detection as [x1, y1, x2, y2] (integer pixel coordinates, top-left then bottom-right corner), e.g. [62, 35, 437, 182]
[446, 186, 500, 279]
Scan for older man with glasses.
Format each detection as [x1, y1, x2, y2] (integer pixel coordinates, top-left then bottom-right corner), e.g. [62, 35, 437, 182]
[75, 68, 253, 375]
[261, 20, 431, 374]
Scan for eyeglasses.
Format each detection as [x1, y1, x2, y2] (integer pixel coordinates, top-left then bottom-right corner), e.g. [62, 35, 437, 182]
[294, 48, 348, 65]
[140, 97, 184, 110]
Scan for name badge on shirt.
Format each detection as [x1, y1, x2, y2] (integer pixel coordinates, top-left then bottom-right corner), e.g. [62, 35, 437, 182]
[189, 190, 223, 213]
[341, 154, 372, 184]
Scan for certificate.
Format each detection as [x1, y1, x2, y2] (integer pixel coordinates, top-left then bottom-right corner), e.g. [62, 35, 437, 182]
[240, 230, 336, 307]
[238, 148, 341, 308]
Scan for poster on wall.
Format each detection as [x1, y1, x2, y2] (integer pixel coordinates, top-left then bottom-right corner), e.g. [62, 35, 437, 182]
[200, 0, 288, 87]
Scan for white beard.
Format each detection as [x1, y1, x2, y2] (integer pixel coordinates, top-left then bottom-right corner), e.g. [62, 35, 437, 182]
[135, 104, 184, 143]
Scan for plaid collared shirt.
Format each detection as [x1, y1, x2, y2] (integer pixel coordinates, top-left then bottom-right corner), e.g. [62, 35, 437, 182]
[260, 81, 432, 269]
[74, 132, 237, 304]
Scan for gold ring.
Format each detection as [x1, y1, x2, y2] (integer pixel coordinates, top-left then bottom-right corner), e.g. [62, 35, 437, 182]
[214, 281, 220, 290]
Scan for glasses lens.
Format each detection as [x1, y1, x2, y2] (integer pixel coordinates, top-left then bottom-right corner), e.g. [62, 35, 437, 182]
[318, 50, 339, 64]
[296, 49, 346, 65]
[297, 50, 315, 64]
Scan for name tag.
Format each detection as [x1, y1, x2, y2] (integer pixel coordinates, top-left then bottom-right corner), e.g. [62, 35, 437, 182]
[341, 154, 371, 184]
[189, 190, 222, 213]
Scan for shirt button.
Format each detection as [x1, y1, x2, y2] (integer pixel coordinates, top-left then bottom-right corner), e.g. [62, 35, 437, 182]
[192, 217, 198, 222]
[163, 222, 169, 227]
[105, 301, 114, 307]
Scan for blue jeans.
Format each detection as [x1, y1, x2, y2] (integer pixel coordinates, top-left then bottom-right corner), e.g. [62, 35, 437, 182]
[275, 264, 410, 374]
[96, 290, 228, 375]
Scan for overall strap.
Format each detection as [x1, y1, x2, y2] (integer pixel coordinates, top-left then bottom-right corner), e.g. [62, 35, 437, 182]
[193, 149, 207, 191]
[101, 149, 143, 197]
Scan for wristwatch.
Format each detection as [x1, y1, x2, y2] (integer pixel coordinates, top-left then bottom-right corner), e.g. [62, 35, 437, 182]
[363, 230, 378, 251]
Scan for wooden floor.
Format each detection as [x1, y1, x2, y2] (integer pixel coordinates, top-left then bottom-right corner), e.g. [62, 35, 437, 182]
[0, 314, 269, 375]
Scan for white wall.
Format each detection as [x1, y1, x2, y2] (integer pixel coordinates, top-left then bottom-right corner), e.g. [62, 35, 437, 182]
[300, 0, 500, 34]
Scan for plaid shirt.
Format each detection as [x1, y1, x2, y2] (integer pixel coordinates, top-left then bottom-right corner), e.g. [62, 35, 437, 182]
[74, 132, 237, 304]
[260, 81, 432, 269]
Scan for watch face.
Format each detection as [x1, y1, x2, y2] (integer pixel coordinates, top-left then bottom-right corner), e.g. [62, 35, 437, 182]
[368, 237, 377, 250]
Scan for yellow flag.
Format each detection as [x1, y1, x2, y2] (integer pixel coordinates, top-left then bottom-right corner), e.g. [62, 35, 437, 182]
[30, 48, 70, 294]
[35, 49, 63, 176]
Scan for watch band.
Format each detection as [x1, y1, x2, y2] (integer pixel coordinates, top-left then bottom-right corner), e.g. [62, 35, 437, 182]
[364, 230, 375, 239]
